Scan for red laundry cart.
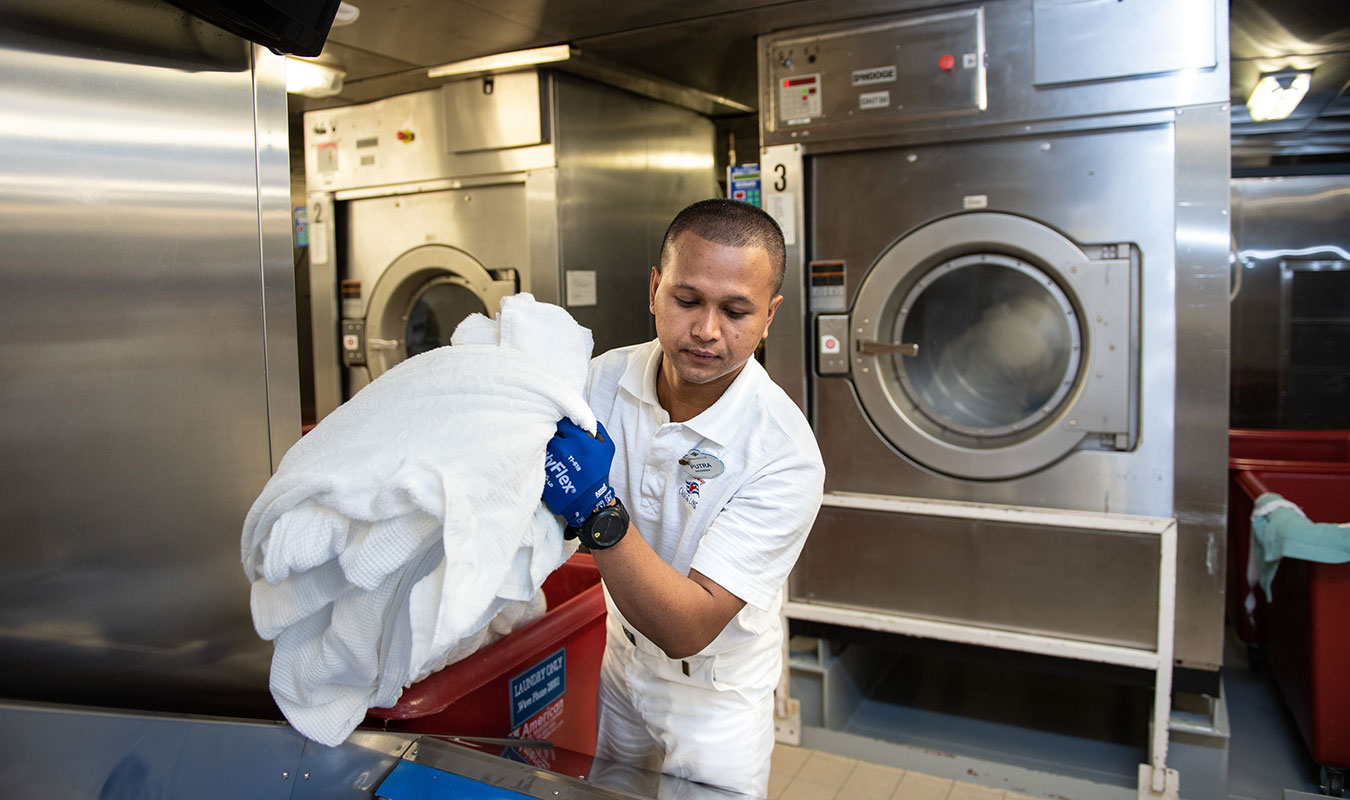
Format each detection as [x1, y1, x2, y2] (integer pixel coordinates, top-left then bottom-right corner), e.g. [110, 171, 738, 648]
[1235, 469, 1350, 778]
[1226, 429, 1350, 645]
[367, 553, 607, 770]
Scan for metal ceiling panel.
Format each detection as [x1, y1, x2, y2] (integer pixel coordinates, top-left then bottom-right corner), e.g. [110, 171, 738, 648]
[296, 0, 1350, 162]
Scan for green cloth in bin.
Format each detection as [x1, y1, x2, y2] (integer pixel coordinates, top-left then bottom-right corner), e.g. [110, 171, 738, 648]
[1251, 492, 1350, 601]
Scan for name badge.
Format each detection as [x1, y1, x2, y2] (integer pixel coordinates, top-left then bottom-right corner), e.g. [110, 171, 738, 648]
[678, 449, 725, 480]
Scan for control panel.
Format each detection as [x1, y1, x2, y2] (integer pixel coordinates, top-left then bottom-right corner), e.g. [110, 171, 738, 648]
[816, 315, 850, 375]
[760, 6, 986, 145]
[809, 260, 847, 312]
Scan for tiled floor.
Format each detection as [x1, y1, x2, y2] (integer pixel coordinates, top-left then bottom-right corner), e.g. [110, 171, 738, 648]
[767, 744, 1036, 800]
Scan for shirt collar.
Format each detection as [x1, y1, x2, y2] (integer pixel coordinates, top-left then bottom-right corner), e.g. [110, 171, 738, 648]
[618, 339, 663, 408]
[620, 339, 764, 447]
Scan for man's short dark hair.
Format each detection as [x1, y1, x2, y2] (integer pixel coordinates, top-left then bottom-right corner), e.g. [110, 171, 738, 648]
[659, 199, 787, 296]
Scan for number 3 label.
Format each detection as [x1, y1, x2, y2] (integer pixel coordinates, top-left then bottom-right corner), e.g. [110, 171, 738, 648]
[773, 163, 787, 192]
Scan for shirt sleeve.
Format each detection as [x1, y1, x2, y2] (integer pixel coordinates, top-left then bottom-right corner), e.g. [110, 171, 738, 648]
[688, 445, 825, 611]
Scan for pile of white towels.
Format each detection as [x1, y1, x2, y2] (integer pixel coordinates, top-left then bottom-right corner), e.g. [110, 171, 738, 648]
[241, 294, 597, 747]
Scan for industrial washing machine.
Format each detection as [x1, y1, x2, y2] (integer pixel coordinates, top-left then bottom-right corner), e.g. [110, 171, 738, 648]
[304, 68, 716, 417]
[758, 0, 1231, 674]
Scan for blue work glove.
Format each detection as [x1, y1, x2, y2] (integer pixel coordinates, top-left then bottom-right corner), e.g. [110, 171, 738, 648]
[542, 419, 617, 529]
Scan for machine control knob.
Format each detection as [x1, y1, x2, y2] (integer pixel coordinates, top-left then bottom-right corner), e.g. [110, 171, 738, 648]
[939, 53, 956, 71]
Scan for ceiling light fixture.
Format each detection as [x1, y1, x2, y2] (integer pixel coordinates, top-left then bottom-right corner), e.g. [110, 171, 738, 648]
[1246, 70, 1312, 122]
[332, 2, 360, 27]
[286, 58, 345, 98]
[427, 45, 572, 79]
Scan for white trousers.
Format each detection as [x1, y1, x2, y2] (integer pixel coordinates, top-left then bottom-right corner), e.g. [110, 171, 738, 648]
[591, 622, 777, 798]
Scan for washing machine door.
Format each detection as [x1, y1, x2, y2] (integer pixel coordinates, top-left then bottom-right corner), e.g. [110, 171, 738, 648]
[363, 244, 518, 379]
[848, 213, 1135, 480]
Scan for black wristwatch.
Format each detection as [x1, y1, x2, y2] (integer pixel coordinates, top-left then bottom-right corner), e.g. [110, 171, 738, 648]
[566, 497, 630, 550]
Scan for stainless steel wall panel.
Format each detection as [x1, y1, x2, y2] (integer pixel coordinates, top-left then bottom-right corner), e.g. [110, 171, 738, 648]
[1230, 176, 1350, 427]
[553, 73, 718, 354]
[0, 0, 286, 713]
[1171, 103, 1232, 668]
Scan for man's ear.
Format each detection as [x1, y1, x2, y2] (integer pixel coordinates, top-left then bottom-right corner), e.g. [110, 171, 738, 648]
[649, 265, 661, 314]
[762, 294, 784, 338]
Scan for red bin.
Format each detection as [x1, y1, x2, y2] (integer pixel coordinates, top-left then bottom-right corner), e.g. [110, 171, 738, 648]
[367, 553, 607, 766]
[1235, 469, 1350, 769]
[1226, 429, 1350, 645]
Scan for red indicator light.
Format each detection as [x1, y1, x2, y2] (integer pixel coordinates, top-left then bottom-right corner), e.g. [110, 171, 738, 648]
[784, 77, 817, 87]
[783, 79, 790, 87]
[939, 53, 956, 71]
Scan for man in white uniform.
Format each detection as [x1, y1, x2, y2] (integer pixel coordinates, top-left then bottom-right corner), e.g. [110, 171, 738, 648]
[541, 199, 825, 796]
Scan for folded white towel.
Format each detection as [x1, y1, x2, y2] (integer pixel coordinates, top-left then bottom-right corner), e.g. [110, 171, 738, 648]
[242, 293, 596, 747]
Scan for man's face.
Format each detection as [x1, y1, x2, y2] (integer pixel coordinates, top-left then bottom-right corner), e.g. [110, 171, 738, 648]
[649, 231, 783, 390]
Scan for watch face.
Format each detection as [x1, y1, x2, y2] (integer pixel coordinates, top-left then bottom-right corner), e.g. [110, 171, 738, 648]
[590, 509, 627, 548]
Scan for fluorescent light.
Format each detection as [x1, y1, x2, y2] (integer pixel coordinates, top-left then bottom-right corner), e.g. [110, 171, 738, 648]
[286, 58, 345, 98]
[427, 45, 571, 79]
[1246, 71, 1311, 122]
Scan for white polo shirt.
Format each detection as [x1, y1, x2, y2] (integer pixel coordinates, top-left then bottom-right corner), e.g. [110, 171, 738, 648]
[584, 338, 825, 659]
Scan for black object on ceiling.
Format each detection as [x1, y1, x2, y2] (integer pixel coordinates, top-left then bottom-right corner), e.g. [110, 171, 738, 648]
[165, 0, 342, 57]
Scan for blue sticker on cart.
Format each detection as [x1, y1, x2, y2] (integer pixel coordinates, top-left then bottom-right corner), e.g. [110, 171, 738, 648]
[509, 647, 566, 729]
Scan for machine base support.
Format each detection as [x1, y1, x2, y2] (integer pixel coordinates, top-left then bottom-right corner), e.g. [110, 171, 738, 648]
[786, 494, 1182, 799]
[1138, 765, 1180, 800]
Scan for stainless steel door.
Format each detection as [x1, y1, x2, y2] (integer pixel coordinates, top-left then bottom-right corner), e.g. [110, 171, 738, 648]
[0, 0, 294, 714]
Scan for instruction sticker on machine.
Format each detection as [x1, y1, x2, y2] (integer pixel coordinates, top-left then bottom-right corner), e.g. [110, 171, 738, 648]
[509, 648, 566, 729]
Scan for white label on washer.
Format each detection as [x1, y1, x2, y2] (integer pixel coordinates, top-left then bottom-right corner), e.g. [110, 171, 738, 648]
[963, 52, 978, 69]
[310, 221, 330, 264]
[765, 193, 796, 246]
[565, 270, 597, 307]
[851, 66, 897, 86]
[859, 91, 890, 110]
[962, 194, 989, 210]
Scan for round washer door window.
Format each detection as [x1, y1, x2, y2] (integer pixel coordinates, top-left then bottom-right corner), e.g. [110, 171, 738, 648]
[849, 212, 1104, 480]
[405, 278, 488, 358]
[895, 253, 1081, 439]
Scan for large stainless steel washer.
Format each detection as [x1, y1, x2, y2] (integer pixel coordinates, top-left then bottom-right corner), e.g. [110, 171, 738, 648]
[305, 69, 716, 411]
[759, 0, 1231, 669]
[339, 188, 523, 389]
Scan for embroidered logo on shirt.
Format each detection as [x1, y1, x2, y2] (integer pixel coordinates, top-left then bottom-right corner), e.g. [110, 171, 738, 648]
[680, 478, 703, 509]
